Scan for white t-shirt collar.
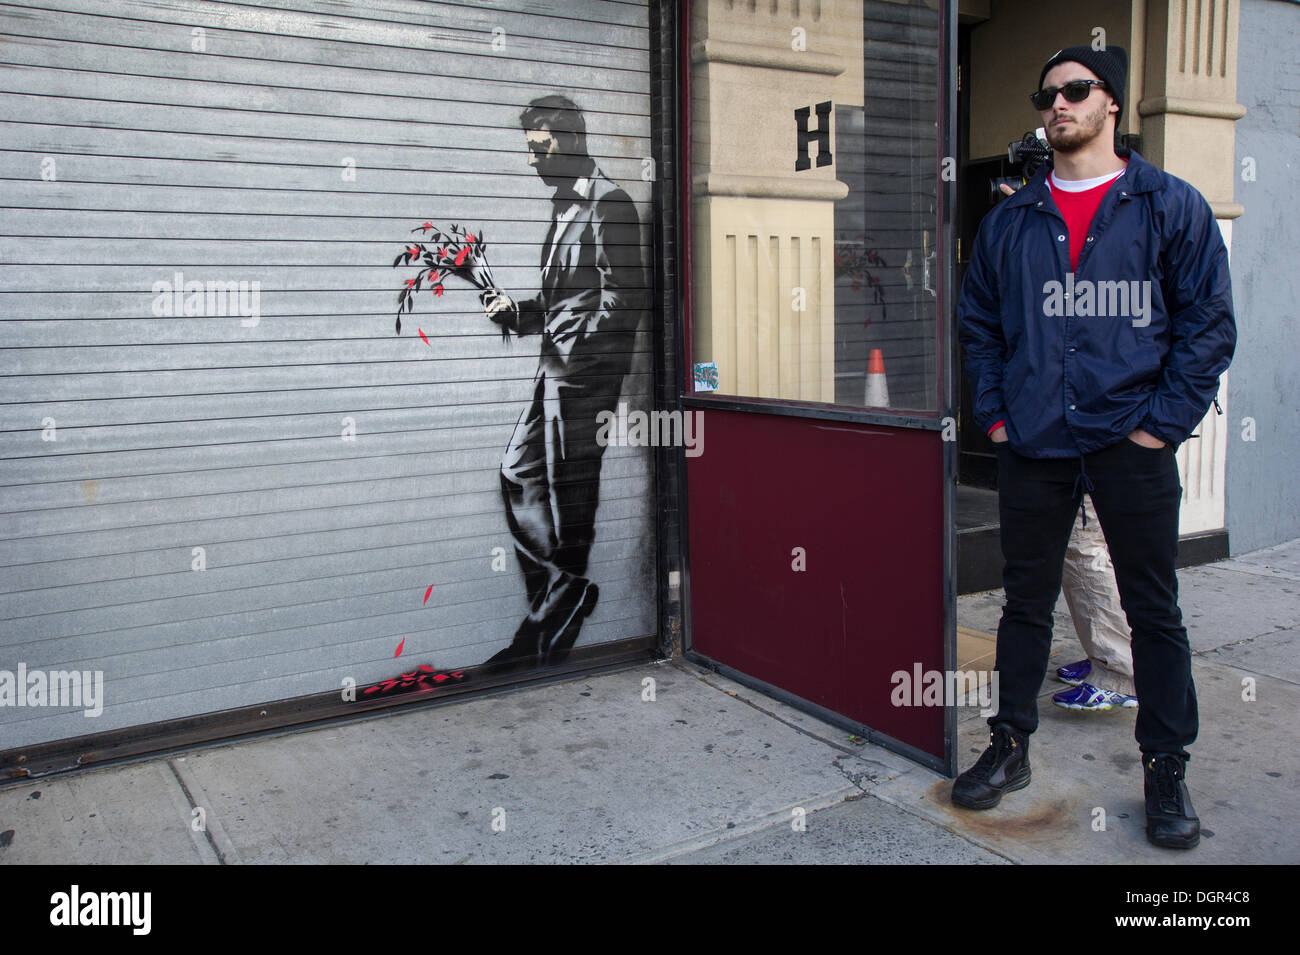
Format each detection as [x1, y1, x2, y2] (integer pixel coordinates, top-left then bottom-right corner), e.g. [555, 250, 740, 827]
[1050, 167, 1126, 192]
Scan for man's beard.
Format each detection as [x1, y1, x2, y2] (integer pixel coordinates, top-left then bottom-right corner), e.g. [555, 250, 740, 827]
[1044, 100, 1108, 153]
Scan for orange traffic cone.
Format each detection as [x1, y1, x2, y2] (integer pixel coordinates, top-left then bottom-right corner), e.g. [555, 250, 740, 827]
[865, 348, 890, 408]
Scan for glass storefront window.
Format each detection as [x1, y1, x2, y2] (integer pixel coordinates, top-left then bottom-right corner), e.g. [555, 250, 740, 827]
[689, 0, 940, 412]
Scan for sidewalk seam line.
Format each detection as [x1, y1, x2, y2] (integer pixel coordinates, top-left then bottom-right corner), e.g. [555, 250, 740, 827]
[167, 760, 233, 865]
[1187, 651, 1300, 687]
[624, 786, 862, 864]
[157, 762, 221, 865]
[1209, 562, 1300, 584]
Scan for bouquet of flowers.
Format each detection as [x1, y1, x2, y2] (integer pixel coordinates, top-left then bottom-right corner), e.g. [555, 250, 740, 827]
[361, 664, 467, 698]
[392, 222, 497, 335]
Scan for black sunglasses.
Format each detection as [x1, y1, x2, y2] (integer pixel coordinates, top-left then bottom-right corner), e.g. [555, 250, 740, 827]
[1030, 79, 1108, 110]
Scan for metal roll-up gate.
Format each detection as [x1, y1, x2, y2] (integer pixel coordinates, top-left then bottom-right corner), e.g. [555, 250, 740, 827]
[0, 0, 660, 767]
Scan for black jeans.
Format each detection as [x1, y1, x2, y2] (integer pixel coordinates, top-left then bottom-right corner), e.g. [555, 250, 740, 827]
[991, 439, 1197, 758]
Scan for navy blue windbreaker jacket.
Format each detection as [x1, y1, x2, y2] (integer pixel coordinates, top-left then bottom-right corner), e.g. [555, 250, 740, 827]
[958, 148, 1236, 458]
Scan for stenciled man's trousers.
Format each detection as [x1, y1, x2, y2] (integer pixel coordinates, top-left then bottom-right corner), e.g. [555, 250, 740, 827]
[992, 438, 1196, 757]
[499, 353, 625, 612]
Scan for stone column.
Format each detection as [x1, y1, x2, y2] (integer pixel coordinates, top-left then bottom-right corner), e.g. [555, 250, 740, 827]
[1140, 0, 1244, 534]
[690, 0, 862, 400]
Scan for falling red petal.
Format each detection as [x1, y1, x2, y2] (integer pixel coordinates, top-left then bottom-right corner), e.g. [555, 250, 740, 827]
[423, 584, 433, 604]
[394, 636, 405, 657]
[418, 328, 430, 347]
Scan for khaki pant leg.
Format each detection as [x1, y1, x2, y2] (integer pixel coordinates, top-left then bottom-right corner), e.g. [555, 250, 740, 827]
[1060, 494, 1137, 695]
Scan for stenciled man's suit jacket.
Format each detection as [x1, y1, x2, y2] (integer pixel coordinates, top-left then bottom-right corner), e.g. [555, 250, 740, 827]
[492, 166, 646, 624]
[505, 170, 645, 373]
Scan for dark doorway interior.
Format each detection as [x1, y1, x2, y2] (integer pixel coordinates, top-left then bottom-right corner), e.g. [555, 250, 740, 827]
[955, 22, 1003, 593]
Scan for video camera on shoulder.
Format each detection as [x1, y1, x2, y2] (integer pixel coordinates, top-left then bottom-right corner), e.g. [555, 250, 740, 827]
[989, 130, 1142, 205]
[989, 128, 1052, 205]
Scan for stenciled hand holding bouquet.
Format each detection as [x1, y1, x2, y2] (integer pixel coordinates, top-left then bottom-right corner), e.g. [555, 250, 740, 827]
[393, 222, 512, 339]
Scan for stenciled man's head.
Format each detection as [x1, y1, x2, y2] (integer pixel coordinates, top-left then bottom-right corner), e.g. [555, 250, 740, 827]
[1033, 45, 1127, 155]
[520, 94, 591, 188]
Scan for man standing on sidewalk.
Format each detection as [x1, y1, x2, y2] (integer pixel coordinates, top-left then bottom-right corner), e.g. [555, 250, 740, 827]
[955, 45, 1236, 848]
[481, 95, 645, 670]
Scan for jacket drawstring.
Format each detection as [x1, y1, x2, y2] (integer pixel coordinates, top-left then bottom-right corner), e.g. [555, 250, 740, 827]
[1073, 456, 1095, 528]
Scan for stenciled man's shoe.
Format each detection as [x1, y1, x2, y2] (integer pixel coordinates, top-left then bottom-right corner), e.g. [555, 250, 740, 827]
[1144, 753, 1200, 849]
[951, 723, 1031, 810]
[482, 617, 544, 673]
[542, 580, 599, 666]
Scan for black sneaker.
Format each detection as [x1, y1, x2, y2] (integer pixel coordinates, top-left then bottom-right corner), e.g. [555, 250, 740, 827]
[951, 724, 1031, 809]
[1144, 753, 1200, 849]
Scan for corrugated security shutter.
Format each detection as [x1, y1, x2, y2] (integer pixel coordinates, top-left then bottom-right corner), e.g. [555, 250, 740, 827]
[0, 0, 656, 749]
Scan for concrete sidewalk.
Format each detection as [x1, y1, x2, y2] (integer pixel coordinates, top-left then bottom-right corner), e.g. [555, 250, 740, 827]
[2, 540, 1297, 865]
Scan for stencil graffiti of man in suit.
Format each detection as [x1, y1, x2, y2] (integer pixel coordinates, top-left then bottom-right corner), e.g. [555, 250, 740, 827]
[481, 95, 645, 668]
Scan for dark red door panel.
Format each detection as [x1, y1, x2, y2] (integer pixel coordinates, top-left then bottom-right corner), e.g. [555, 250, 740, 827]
[687, 408, 945, 758]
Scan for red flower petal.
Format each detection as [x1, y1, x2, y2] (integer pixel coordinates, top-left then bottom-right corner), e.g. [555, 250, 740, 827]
[418, 328, 430, 347]
[421, 222, 432, 232]
[423, 584, 433, 604]
[466, 233, 476, 243]
[394, 636, 405, 657]
[454, 248, 469, 267]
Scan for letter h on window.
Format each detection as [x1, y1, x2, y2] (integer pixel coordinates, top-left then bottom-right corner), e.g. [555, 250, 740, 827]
[795, 101, 833, 171]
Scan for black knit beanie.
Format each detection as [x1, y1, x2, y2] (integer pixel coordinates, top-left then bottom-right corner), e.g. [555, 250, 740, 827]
[1039, 45, 1128, 123]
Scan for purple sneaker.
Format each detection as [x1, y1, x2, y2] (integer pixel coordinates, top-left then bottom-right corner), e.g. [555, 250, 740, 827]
[1052, 683, 1138, 710]
[1056, 659, 1091, 686]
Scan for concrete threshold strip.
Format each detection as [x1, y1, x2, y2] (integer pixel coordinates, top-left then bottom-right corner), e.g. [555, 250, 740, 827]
[635, 662, 1023, 865]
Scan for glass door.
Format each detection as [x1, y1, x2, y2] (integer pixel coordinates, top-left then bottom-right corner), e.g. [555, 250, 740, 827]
[682, 0, 956, 770]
